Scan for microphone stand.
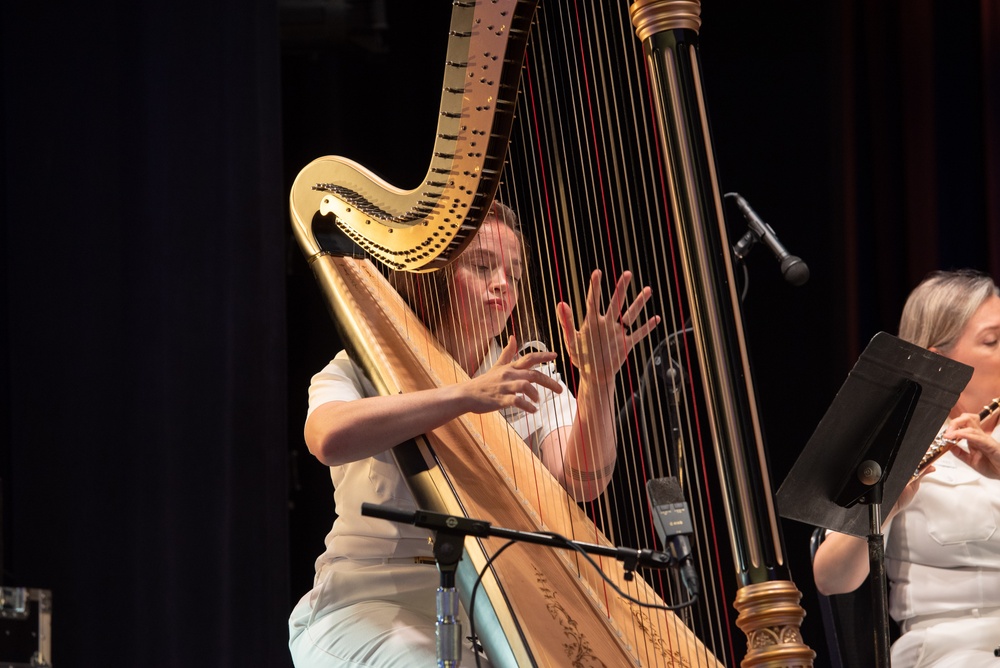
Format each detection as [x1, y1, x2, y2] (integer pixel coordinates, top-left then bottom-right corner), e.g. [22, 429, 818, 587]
[360, 503, 680, 667]
[618, 336, 687, 478]
[431, 529, 465, 668]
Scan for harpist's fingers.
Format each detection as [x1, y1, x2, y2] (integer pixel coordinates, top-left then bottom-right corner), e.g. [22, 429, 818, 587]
[516, 351, 558, 371]
[628, 315, 662, 345]
[555, 302, 578, 348]
[525, 368, 563, 394]
[496, 336, 518, 366]
[621, 285, 652, 326]
[608, 271, 633, 317]
[586, 270, 603, 315]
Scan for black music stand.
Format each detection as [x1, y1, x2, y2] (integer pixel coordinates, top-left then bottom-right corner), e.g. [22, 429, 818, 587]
[776, 332, 972, 668]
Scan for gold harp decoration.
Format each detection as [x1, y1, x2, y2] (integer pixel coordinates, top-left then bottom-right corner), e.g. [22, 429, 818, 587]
[291, 0, 815, 665]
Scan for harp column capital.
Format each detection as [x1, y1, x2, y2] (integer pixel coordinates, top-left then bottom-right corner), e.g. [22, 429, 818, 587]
[629, 0, 702, 42]
[734, 581, 816, 667]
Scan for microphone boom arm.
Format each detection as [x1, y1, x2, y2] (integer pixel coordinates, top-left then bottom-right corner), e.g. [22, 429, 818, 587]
[361, 502, 677, 575]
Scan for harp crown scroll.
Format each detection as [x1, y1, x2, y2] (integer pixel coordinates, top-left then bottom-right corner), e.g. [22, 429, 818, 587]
[289, 0, 538, 272]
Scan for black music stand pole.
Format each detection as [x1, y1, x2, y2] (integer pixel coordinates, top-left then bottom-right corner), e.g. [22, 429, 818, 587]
[776, 332, 973, 668]
[866, 481, 892, 667]
[830, 378, 922, 668]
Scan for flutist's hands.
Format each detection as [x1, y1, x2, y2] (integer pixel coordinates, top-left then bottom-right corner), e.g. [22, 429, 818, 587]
[555, 270, 660, 386]
[946, 412, 1000, 479]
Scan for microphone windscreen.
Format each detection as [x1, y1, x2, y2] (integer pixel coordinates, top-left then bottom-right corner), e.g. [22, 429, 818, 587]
[646, 477, 693, 537]
[647, 476, 684, 504]
[780, 256, 810, 286]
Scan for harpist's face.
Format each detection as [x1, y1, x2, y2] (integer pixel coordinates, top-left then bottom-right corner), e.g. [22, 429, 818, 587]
[448, 219, 523, 340]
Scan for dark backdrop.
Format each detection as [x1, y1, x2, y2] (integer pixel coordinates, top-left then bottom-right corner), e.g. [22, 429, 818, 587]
[2, 0, 289, 665]
[4, 0, 998, 666]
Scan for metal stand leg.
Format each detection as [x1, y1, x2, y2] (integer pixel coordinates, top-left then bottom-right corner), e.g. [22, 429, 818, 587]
[866, 488, 892, 667]
[434, 532, 465, 667]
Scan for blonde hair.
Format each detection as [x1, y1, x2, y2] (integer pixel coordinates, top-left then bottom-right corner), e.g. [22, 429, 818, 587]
[898, 269, 1000, 352]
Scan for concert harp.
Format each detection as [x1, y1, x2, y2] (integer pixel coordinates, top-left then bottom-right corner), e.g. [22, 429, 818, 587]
[290, 1, 815, 665]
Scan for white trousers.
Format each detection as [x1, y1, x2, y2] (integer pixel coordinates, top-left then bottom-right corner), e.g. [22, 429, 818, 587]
[892, 612, 1000, 667]
[288, 560, 493, 668]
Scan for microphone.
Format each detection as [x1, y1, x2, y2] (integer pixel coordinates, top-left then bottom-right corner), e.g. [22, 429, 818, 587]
[729, 193, 810, 286]
[617, 341, 684, 427]
[657, 356, 685, 456]
[646, 477, 700, 597]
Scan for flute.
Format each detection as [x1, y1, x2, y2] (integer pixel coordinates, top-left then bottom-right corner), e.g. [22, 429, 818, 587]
[914, 397, 1000, 476]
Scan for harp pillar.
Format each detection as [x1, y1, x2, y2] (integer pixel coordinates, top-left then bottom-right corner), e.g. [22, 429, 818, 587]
[630, 1, 815, 665]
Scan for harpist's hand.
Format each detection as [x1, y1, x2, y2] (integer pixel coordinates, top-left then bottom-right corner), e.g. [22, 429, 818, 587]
[946, 412, 1000, 479]
[462, 336, 563, 414]
[555, 270, 660, 386]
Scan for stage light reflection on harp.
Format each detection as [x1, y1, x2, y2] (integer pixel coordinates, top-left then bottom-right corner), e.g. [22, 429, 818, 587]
[289, 0, 815, 666]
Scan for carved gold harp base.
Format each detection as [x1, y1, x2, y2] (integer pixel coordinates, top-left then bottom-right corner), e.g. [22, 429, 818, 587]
[733, 581, 815, 668]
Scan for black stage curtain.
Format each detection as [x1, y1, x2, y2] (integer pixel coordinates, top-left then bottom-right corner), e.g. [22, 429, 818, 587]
[832, 0, 1000, 363]
[2, 1, 290, 666]
[4, 1, 998, 666]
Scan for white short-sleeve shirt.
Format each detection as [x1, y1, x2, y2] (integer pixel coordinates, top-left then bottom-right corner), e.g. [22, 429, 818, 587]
[885, 425, 1000, 624]
[308, 339, 577, 567]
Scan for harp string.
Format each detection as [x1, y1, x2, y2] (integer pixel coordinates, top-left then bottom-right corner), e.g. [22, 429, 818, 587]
[593, 0, 684, 622]
[565, 0, 654, 589]
[360, 2, 740, 662]
[491, 8, 618, 625]
[508, 0, 620, 628]
[593, 5, 719, 656]
[631, 27, 742, 662]
[531, 0, 634, 557]
[549, 2, 617, 510]
[498, 1, 741, 662]
[515, 0, 631, 602]
[523, 4, 615, 537]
